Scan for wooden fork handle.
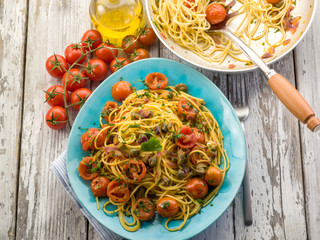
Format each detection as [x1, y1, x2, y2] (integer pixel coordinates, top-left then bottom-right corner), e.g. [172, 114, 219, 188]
[268, 73, 320, 132]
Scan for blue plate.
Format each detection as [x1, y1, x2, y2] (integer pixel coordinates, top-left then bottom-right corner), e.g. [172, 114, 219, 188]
[66, 58, 246, 240]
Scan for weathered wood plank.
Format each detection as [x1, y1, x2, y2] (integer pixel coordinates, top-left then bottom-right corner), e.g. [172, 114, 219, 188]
[233, 54, 306, 239]
[16, 0, 91, 239]
[294, 11, 320, 240]
[0, 0, 27, 239]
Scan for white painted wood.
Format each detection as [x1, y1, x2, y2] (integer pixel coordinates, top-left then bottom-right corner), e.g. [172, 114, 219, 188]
[0, 0, 27, 239]
[16, 0, 91, 239]
[294, 10, 320, 240]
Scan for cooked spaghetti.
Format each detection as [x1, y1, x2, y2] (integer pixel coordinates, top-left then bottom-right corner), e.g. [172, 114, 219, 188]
[151, 0, 300, 64]
[78, 73, 229, 232]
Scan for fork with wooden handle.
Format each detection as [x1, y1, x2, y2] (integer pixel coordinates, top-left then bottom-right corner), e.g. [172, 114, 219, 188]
[217, 28, 320, 132]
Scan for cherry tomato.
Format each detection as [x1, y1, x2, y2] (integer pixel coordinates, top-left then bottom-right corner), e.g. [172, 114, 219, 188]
[111, 81, 133, 102]
[177, 98, 197, 120]
[44, 85, 69, 107]
[107, 180, 130, 203]
[122, 160, 147, 184]
[81, 29, 103, 50]
[95, 43, 118, 63]
[176, 126, 197, 149]
[80, 128, 107, 151]
[144, 72, 168, 90]
[156, 197, 180, 218]
[184, 0, 196, 8]
[122, 35, 139, 54]
[132, 198, 155, 221]
[91, 176, 110, 197]
[70, 88, 92, 110]
[45, 106, 67, 130]
[130, 48, 150, 62]
[109, 57, 130, 73]
[138, 28, 157, 46]
[205, 3, 227, 25]
[190, 143, 207, 165]
[102, 101, 119, 122]
[204, 166, 223, 186]
[84, 59, 108, 82]
[193, 128, 205, 144]
[62, 69, 87, 92]
[45, 54, 68, 78]
[266, 0, 281, 3]
[186, 178, 208, 199]
[64, 43, 87, 65]
[78, 157, 100, 180]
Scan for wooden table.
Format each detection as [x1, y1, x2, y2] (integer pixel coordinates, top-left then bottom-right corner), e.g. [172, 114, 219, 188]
[1, 0, 319, 239]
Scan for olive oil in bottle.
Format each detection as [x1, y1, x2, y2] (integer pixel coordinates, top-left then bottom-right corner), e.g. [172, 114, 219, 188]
[89, 0, 146, 47]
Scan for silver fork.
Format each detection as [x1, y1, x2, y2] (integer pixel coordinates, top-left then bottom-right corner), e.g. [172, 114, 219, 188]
[228, 77, 253, 226]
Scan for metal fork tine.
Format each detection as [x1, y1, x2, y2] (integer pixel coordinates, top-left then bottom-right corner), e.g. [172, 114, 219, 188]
[241, 78, 248, 106]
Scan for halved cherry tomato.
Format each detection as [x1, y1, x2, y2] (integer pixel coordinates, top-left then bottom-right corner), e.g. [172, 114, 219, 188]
[45, 85, 69, 107]
[84, 59, 108, 82]
[81, 29, 103, 50]
[177, 98, 197, 120]
[78, 157, 100, 180]
[190, 143, 206, 165]
[156, 197, 180, 218]
[186, 178, 208, 199]
[64, 43, 87, 65]
[62, 69, 87, 92]
[122, 35, 139, 54]
[70, 88, 92, 110]
[45, 106, 68, 130]
[45, 54, 68, 78]
[107, 179, 130, 203]
[130, 48, 150, 62]
[204, 166, 223, 186]
[111, 81, 133, 102]
[95, 43, 118, 63]
[176, 126, 197, 149]
[122, 160, 147, 183]
[193, 128, 205, 143]
[132, 198, 155, 221]
[102, 101, 119, 122]
[109, 57, 130, 73]
[184, 0, 196, 9]
[205, 3, 227, 25]
[145, 72, 168, 90]
[138, 28, 157, 46]
[80, 128, 107, 151]
[266, 0, 281, 3]
[91, 176, 110, 197]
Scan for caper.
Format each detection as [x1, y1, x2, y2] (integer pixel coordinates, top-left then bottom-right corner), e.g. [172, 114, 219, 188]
[131, 149, 140, 157]
[177, 149, 187, 166]
[175, 83, 188, 93]
[162, 176, 171, 186]
[161, 123, 168, 133]
[136, 187, 146, 199]
[148, 155, 157, 167]
[195, 163, 207, 175]
[176, 169, 185, 179]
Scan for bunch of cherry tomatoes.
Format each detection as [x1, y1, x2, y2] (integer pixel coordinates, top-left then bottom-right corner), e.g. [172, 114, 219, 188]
[44, 28, 157, 130]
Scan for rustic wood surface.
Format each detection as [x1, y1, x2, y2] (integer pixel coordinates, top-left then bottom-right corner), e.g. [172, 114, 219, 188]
[0, 0, 319, 239]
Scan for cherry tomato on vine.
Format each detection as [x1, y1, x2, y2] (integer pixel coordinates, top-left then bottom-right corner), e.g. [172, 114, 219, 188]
[81, 29, 103, 50]
[144, 72, 168, 90]
[78, 157, 100, 180]
[111, 81, 133, 102]
[186, 178, 208, 199]
[90, 176, 110, 197]
[64, 43, 87, 65]
[130, 48, 150, 62]
[81, 128, 107, 151]
[138, 28, 157, 46]
[122, 35, 139, 54]
[95, 43, 118, 63]
[205, 3, 227, 25]
[70, 88, 92, 110]
[62, 69, 87, 92]
[45, 54, 68, 78]
[204, 166, 223, 186]
[84, 59, 108, 82]
[133, 198, 155, 221]
[45, 106, 67, 130]
[156, 197, 180, 218]
[176, 126, 197, 149]
[44, 85, 69, 107]
[107, 180, 130, 203]
[109, 57, 130, 73]
[177, 98, 197, 120]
